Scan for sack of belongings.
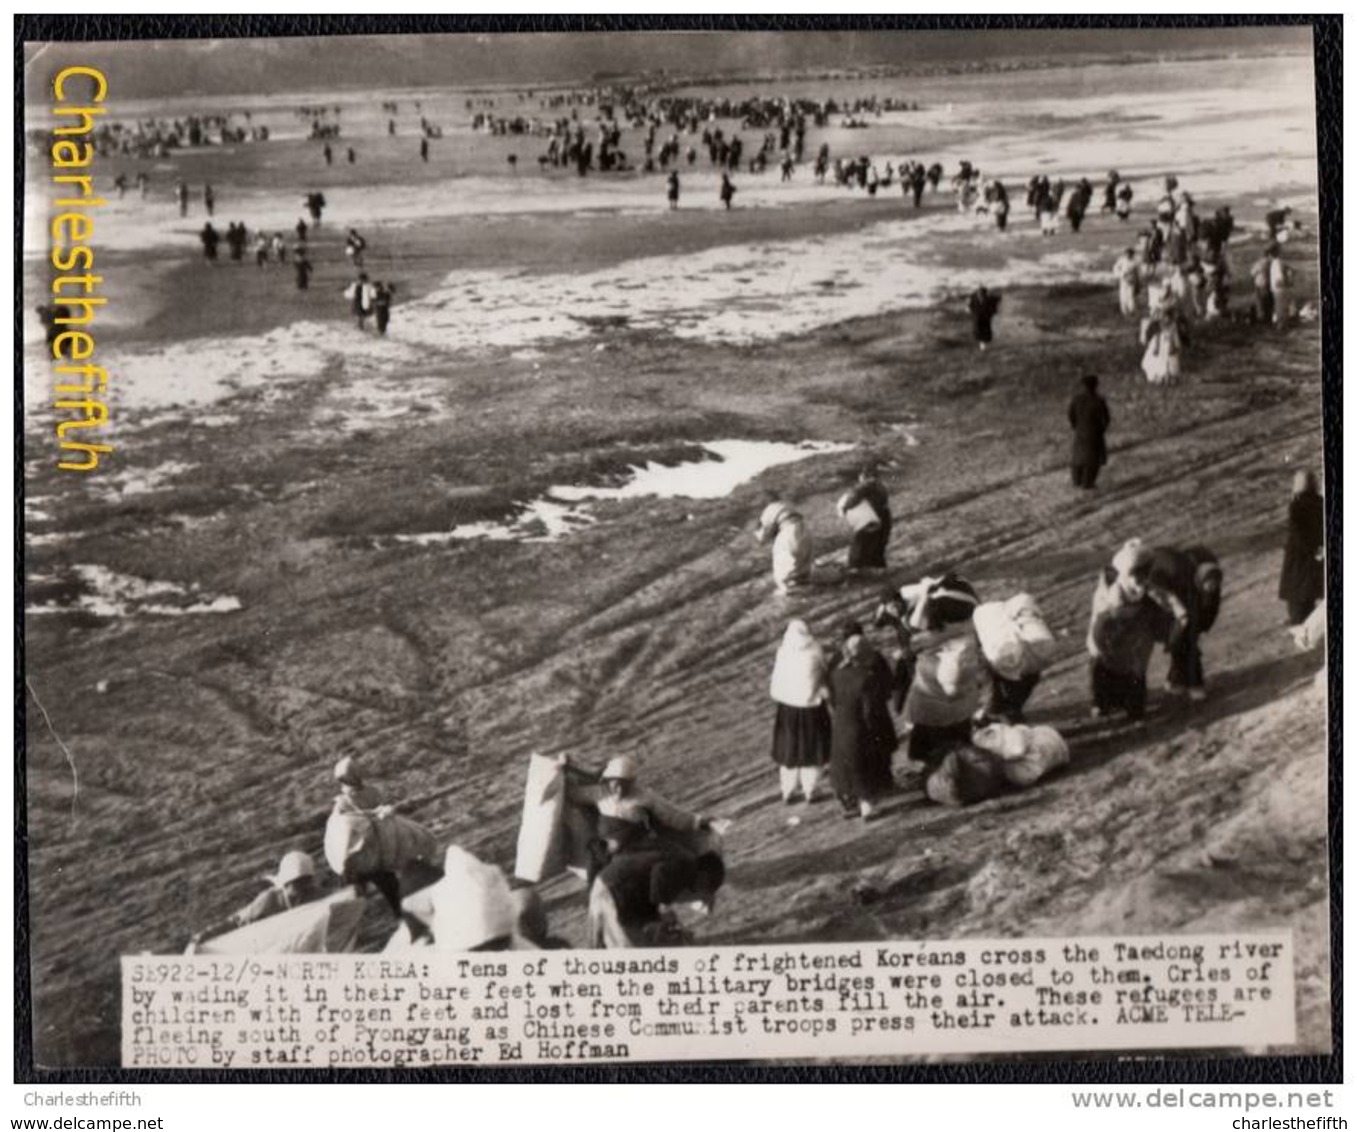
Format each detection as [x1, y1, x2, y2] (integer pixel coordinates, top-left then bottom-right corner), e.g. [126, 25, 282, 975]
[838, 492, 882, 532]
[515, 752, 568, 883]
[387, 847, 538, 952]
[971, 721, 1070, 787]
[324, 807, 440, 881]
[925, 746, 1008, 807]
[972, 593, 1058, 680]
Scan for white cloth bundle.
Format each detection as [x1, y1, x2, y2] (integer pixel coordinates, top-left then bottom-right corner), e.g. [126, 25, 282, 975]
[972, 593, 1058, 680]
[971, 722, 1069, 787]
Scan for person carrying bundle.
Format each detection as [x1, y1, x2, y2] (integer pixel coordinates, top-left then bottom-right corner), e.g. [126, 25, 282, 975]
[1087, 539, 1186, 721]
[971, 592, 1058, 723]
[566, 755, 712, 865]
[837, 464, 892, 574]
[891, 575, 986, 768]
[323, 756, 439, 916]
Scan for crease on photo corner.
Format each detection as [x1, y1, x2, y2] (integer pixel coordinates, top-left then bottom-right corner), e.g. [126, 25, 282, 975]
[25, 679, 82, 821]
[23, 40, 56, 78]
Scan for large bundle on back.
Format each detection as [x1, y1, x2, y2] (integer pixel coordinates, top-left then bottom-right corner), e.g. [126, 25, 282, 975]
[324, 808, 440, 880]
[972, 593, 1057, 680]
[514, 752, 570, 883]
[514, 754, 724, 883]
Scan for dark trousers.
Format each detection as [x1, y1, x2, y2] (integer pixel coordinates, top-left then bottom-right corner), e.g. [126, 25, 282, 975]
[344, 865, 403, 916]
[890, 654, 917, 714]
[987, 671, 1040, 723]
[1091, 660, 1147, 720]
[908, 720, 973, 769]
[1166, 631, 1204, 690]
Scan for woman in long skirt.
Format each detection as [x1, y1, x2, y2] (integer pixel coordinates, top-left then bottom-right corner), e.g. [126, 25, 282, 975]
[829, 629, 898, 821]
[769, 620, 832, 805]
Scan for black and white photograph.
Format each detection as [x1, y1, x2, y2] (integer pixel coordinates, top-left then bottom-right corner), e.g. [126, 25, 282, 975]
[18, 20, 1333, 1072]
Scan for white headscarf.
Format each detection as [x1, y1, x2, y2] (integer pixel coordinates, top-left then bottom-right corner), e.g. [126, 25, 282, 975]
[770, 620, 828, 708]
[431, 846, 517, 951]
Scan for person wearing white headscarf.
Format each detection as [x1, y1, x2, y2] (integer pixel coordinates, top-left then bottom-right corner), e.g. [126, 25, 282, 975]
[769, 620, 832, 805]
[755, 500, 812, 594]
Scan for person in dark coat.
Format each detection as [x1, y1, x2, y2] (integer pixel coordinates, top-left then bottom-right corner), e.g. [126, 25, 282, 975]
[968, 286, 1001, 351]
[1068, 374, 1111, 489]
[586, 847, 724, 948]
[294, 248, 313, 291]
[373, 282, 393, 335]
[199, 222, 220, 262]
[1147, 544, 1223, 700]
[838, 465, 892, 573]
[719, 173, 737, 210]
[828, 627, 897, 821]
[1278, 469, 1324, 625]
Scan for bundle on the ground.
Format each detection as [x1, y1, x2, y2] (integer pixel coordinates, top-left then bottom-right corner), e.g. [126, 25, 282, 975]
[972, 721, 1070, 786]
[192, 893, 366, 955]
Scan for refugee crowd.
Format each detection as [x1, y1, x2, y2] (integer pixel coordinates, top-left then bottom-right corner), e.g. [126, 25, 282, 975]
[186, 449, 1321, 957]
[139, 100, 1321, 959]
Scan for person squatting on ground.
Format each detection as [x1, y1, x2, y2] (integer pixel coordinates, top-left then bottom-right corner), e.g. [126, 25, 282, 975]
[1278, 469, 1325, 627]
[565, 754, 711, 869]
[1068, 374, 1111, 489]
[828, 624, 897, 821]
[189, 850, 321, 945]
[587, 846, 724, 948]
[769, 620, 832, 806]
[756, 499, 813, 595]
